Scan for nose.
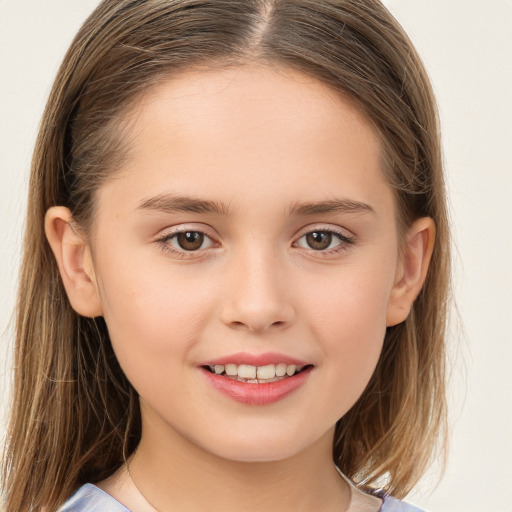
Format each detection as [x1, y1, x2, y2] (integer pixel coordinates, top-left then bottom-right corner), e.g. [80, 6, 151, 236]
[220, 246, 296, 333]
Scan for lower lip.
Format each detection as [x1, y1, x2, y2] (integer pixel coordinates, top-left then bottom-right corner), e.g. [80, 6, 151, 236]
[201, 367, 312, 405]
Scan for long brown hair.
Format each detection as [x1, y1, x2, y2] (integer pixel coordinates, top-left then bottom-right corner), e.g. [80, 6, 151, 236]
[2, 1, 450, 510]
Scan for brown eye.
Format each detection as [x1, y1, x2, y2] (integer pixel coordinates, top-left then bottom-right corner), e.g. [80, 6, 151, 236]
[305, 231, 333, 250]
[295, 228, 355, 254]
[158, 228, 218, 256]
[176, 231, 205, 251]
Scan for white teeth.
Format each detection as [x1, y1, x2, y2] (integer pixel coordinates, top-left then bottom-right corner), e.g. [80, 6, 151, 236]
[256, 364, 276, 379]
[275, 363, 287, 377]
[237, 365, 257, 379]
[224, 364, 238, 376]
[209, 363, 305, 380]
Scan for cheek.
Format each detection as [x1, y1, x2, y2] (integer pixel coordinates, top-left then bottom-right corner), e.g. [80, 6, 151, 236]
[95, 256, 217, 366]
[301, 263, 393, 401]
[304, 260, 393, 336]
[95, 263, 219, 412]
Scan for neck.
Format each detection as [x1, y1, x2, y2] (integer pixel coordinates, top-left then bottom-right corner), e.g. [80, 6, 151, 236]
[113, 413, 350, 512]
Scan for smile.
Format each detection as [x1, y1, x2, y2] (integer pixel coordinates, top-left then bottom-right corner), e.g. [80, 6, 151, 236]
[204, 363, 307, 383]
[200, 355, 313, 405]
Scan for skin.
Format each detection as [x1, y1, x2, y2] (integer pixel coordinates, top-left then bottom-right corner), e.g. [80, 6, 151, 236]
[46, 64, 434, 512]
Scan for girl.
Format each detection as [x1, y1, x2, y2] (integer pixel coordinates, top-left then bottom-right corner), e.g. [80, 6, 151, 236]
[2, 1, 450, 511]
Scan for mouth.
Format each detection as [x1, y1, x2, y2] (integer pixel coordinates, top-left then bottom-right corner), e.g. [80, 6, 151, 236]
[200, 360, 314, 405]
[202, 363, 312, 384]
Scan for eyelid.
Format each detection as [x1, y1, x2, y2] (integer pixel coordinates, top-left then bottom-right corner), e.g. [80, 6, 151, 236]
[155, 224, 220, 258]
[153, 222, 356, 259]
[156, 223, 217, 238]
[293, 224, 356, 253]
[295, 223, 355, 240]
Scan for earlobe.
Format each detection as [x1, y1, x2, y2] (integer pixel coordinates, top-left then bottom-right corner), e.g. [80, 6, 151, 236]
[386, 217, 435, 327]
[44, 206, 103, 317]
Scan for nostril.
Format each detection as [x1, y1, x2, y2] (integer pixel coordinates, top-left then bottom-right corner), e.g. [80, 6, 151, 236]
[228, 319, 288, 332]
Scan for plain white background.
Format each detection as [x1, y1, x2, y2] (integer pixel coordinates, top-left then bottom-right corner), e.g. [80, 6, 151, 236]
[0, 1, 511, 510]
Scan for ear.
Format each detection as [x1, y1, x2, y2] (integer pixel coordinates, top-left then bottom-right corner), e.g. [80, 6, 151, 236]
[386, 217, 435, 327]
[45, 206, 103, 317]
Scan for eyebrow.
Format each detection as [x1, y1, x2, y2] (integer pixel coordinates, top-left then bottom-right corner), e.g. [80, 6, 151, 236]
[287, 198, 376, 216]
[137, 194, 235, 216]
[137, 194, 375, 217]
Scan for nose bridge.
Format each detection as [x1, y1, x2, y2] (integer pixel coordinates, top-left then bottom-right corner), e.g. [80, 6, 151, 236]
[221, 240, 294, 332]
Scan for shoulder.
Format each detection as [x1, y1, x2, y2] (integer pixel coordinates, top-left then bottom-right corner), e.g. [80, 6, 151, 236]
[58, 483, 131, 512]
[380, 495, 426, 512]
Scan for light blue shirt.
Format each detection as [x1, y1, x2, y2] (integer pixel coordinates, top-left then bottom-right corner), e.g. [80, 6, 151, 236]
[59, 483, 425, 511]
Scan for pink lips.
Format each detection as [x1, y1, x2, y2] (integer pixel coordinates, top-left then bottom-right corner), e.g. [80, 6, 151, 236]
[202, 351, 309, 367]
[199, 352, 313, 406]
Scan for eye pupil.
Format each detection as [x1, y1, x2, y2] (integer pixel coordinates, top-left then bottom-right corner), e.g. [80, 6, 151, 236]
[177, 231, 204, 251]
[306, 231, 332, 250]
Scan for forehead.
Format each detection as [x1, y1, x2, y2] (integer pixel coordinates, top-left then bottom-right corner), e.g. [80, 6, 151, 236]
[129, 64, 377, 155]
[99, 63, 391, 219]
[135, 63, 362, 123]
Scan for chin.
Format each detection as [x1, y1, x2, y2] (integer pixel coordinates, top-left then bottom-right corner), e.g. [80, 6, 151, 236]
[218, 446, 299, 464]
[200, 428, 326, 464]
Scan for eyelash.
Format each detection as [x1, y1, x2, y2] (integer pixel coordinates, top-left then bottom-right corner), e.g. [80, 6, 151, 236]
[156, 229, 219, 259]
[293, 227, 356, 254]
[155, 226, 356, 258]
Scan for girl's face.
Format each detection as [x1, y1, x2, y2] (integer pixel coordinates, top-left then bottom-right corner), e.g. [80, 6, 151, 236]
[84, 64, 408, 462]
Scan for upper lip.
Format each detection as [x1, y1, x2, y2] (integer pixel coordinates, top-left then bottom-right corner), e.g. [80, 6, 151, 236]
[201, 351, 311, 367]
